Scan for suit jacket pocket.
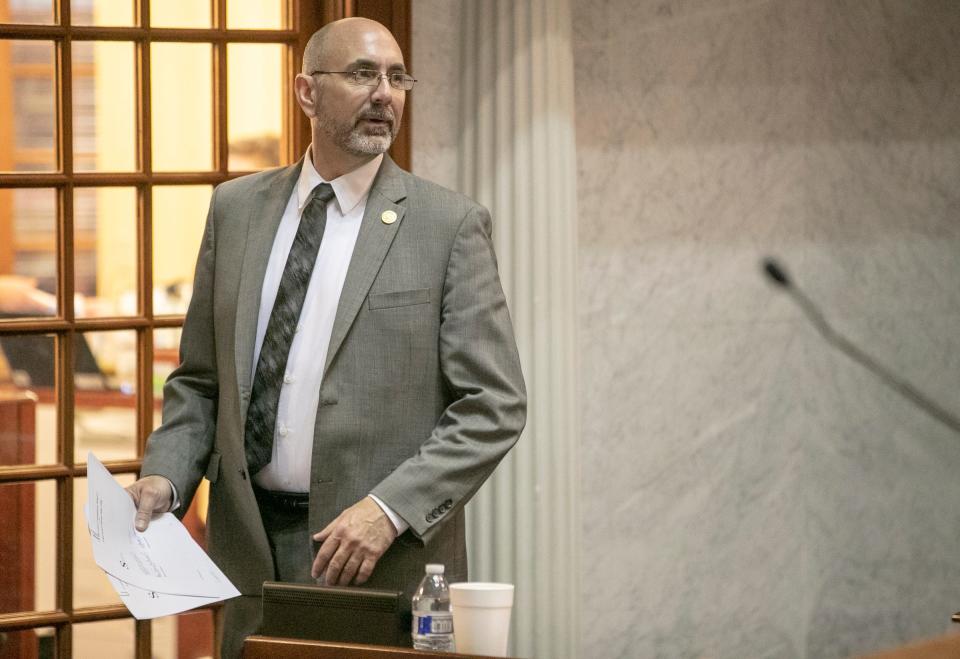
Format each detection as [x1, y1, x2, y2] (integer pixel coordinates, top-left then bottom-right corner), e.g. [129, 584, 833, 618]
[368, 287, 430, 310]
[204, 451, 221, 483]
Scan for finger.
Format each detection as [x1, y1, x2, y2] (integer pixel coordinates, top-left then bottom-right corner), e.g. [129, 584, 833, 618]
[134, 488, 158, 532]
[337, 552, 364, 586]
[311, 536, 339, 579]
[313, 517, 338, 542]
[324, 545, 351, 585]
[355, 556, 378, 585]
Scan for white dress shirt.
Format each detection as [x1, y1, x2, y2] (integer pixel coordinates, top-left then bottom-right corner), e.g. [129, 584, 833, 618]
[251, 149, 407, 534]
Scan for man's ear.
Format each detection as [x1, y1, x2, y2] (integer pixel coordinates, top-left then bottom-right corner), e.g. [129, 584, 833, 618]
[294, 74, 318, 118]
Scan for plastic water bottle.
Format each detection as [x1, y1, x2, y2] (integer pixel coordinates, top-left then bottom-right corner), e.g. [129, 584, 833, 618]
[412, 563, 454, 651]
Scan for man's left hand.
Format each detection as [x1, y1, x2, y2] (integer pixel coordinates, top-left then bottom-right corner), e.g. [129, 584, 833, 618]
[311, 496, 398, 585]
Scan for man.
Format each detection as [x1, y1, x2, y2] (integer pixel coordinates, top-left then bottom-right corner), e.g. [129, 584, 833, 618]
[126, 17, 526, 658]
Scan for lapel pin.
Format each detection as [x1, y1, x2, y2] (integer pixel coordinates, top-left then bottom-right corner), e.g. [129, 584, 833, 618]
[381, 210, 397, 225]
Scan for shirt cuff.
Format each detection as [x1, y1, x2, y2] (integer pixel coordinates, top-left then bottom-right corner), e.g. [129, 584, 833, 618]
[368, 494, 410, 535]
[162, 476, 180, 512]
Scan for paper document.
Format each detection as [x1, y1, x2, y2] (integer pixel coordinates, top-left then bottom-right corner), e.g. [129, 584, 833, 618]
[85, 452, 240, 618]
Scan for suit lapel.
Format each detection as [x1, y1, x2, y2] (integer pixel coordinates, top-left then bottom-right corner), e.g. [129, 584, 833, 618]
[324, 156, 409, 375]
[235, 160, 304, 417]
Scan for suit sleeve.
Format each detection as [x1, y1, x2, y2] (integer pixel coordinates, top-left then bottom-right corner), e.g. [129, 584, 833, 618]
[371, 204, 527, 544]
[140, 187, 221, 515]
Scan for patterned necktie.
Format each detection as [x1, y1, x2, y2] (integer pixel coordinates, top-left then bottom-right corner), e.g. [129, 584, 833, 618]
[244, 183, 336, 475]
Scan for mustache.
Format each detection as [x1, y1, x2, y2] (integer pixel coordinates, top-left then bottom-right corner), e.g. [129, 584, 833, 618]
[358, 108, 395, 123]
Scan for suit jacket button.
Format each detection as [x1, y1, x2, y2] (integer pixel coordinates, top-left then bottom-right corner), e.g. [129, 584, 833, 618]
[425, 514, 433, 522]
[444, 499, 452, 506]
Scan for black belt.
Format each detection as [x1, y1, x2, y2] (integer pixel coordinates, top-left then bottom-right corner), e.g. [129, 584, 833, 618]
[254, 486, 310, 511]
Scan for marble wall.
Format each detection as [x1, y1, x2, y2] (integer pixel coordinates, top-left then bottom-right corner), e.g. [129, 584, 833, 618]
[413, 1, 960, 657]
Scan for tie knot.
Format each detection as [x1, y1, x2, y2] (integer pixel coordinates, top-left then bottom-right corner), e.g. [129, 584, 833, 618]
[307, 183, 336, 208]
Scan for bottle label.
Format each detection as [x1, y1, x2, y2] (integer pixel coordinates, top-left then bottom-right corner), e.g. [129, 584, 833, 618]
[414, 612, 453, 635]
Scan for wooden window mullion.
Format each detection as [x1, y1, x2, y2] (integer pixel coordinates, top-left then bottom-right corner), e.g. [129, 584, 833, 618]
[136, 0, 154, 460]
[214, 0, 228, 176]
[134, 1, 152, 655]
[54, 1, 76, 653]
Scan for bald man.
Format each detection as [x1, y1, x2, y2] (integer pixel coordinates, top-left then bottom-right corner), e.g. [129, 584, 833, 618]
[126, 18, 526, 656]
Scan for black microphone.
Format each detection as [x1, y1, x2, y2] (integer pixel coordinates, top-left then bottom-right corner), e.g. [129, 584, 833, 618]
[761, 256, 960, 437]
[762, 258, 791, 287]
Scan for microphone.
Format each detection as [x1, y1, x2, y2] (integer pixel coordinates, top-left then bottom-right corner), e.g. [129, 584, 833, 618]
[762, 259, 791, 287]
[761, 257, 960, 437]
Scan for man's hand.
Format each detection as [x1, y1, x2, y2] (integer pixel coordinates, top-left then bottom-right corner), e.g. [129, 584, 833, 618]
[311, 496, 398, 586]
[125, 475, 174, 532]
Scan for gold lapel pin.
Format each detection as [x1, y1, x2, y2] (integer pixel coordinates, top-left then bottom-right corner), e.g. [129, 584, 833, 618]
[381, 210, 397, 225]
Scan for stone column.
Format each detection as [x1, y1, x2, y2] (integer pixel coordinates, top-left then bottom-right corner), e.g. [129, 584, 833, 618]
[458, 2, 580, 657]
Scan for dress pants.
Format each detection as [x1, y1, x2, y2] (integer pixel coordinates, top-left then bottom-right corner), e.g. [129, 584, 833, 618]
[219, 492, 313, 658]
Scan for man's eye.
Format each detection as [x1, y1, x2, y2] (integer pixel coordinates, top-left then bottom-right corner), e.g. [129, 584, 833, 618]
[355, 70, 380, 83]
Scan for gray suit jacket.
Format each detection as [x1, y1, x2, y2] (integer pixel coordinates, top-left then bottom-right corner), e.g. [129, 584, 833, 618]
[142, 155, 526, 599]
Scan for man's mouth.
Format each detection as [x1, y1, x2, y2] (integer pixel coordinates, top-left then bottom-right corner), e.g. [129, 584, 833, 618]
[359, 112, 393, 127]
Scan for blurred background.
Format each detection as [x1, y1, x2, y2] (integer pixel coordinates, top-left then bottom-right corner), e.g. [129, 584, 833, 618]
[3, 1, 960, 658]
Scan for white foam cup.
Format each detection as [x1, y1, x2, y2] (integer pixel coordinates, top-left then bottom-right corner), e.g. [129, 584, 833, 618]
[449, 582, 515, 657]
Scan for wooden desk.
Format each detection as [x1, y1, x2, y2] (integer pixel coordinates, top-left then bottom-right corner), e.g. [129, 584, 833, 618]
[244, 635, 503, 659]
[859, 632, 960, 658]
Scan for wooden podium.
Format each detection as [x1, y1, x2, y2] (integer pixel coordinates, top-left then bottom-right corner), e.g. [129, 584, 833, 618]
[858, 631, 960, 658]
[243, 635, 504, 659]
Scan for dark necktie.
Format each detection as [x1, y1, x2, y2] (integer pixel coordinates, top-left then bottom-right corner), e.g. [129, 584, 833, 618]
[244, 183, 336, 475]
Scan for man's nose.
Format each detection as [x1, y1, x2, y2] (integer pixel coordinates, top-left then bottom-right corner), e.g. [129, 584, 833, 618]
[370, 74, 393, 103]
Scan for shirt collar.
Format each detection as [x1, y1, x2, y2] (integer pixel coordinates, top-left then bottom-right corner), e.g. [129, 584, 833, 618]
[296, 146, 383, 216]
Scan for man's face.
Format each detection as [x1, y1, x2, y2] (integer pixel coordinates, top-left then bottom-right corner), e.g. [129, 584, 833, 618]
[312, 26, 407, 158]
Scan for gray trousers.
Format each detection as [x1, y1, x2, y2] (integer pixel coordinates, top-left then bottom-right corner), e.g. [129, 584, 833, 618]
[219, 496, 313, 658]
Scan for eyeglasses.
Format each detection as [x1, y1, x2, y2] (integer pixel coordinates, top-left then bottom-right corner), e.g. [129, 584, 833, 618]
[310, 69, 417, 91]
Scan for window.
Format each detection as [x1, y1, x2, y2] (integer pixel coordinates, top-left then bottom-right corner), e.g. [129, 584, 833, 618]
[0, 0, 333, 655]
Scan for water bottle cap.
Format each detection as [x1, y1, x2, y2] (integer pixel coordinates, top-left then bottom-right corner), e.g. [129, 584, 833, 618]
[425, 563, 444, 574]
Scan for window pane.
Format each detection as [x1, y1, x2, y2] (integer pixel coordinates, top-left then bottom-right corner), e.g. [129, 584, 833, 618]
[73, 42, 137, 172]
[150, 0, 211, 29]
[0, 480, 56, 615]
[152, 185, 210, 313]
[74, 473, 135, 608]
[153, 327, 181, 430]
[151, 43, 213, 172]
[228, 43, 284, 171]
[73, 619, 135, 658]
[152, 603, 216, 659]
[71, 0, 136, 26]
[227, 0, 286, 30]
[0, 627, 56, 657]
[0, 40, 57, 172]
[0, 187, 58, 318]
[75, 187, 138, 317]
[1, 0, 55, 24]
[74, 330, 137, 463]
[0, 335, 57, 467]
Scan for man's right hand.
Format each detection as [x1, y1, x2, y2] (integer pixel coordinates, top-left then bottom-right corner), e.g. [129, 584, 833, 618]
[126, 475, 174, 531]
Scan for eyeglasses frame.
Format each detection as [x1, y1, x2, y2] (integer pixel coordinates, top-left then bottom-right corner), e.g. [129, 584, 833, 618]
[309, 69, 417, 91]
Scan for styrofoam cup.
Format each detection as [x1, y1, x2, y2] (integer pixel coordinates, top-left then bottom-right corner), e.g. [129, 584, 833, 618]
[449, 582, 514, 657]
